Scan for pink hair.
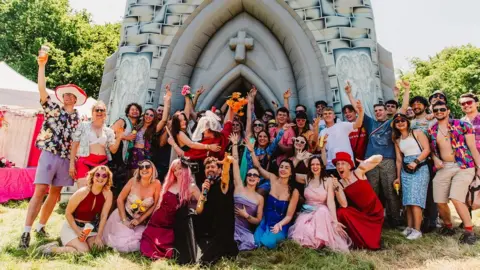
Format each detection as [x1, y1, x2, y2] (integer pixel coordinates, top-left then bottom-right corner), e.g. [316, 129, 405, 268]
[159, 159, 193, 208]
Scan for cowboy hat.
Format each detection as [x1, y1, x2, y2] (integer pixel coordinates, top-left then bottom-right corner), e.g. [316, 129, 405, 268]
[55, 84, 87, 106]
[332, 152, 354, 169]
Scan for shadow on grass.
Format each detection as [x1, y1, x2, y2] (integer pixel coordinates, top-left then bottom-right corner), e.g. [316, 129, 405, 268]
[55, 201, 68, 215]
[1, 200, 29, 209]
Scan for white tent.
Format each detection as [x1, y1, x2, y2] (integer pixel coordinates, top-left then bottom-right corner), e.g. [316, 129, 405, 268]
[0, 62, 96, 117]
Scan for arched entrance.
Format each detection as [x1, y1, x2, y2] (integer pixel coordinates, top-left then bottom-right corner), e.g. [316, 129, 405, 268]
[156, 0, 331, 118]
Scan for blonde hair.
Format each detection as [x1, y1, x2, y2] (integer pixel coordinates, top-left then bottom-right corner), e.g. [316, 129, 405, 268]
[86, 166, 113, 191]
[91, 100, 107, 112]
[133, 159, 158, 183]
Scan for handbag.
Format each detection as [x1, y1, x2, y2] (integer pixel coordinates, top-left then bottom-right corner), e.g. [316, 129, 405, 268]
[466, 175, 480, 210]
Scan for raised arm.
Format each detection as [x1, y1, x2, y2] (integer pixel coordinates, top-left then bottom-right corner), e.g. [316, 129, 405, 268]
[246, 86, 257, 138]
[244, 138, 273, 180]
[230, 134, 244, 192]
[283, 88, 291, 111]
[397, 81, 410, 114]
[352, 99, 364, 130]
[37, 50, 49, 103]
[192, 85, 205, 109]
[344, 81, 357, 108]
[156, 84, 171, 132]
[184, 92, 193, 121]
[355, 155, 383, 178]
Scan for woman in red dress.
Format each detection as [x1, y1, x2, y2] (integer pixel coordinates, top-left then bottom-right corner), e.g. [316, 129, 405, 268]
[332, 152, 384, 250]
[140, 158, 201, 262]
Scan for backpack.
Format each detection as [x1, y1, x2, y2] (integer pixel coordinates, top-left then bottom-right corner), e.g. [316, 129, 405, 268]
[466, 175, 480, 210]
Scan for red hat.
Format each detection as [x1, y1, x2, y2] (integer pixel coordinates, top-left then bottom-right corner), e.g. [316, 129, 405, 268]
[55, 84, 87, 106]
[332, 152, 354, 168]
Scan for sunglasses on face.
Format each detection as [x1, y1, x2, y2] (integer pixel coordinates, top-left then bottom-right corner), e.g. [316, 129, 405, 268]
[268, 124, 276, 128]
[264, 114, 274, 118]
[95, 172, 108, 178]
[95, 108, 106, 113]
[233, 123, 241, 127]
[432, 94, 445, 99]
[460, 100, 474, 107]
[394, 118, 407, 124]
[139, 164, 152, 170]
[296, 118, 306, 122]
[386, 105, 397, 108]
[254, 123, 264, 127]
[433, 108, 448, 113]
[295, 110, 304, 114]
[295, 139, 306, 144]
[246, 173, 260, 178]
[145, 113, 154, 117]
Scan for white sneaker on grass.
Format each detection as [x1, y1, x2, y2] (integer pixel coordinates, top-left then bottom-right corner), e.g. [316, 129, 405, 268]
[406, 229, 422, 240]
[37, 242, 59, 254]
[402, 227, 413, 236]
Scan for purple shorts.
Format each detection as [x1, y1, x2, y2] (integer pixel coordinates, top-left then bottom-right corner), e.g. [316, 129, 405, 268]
[34, 150, 73, 187]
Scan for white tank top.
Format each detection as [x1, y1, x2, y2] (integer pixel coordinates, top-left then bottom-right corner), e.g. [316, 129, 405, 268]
[399, 135, 422, 156]
[88, 128, 107, 145]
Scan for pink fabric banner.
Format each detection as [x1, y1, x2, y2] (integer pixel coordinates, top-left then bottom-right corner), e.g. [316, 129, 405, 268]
[27, 114, 44, 167]
[0, 167, 37, 203]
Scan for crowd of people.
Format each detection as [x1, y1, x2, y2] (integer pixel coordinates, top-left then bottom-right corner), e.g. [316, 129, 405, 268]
[17, 50, 479, 265]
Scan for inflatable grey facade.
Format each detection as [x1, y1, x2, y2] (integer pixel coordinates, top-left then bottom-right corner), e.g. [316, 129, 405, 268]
[99, 0, 395, 123]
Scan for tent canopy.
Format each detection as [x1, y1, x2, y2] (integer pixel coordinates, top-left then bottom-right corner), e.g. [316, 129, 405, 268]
[0, 62, 96, 117]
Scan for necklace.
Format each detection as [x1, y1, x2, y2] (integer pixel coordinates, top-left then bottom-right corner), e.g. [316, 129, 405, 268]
[438, 127, 450, 142]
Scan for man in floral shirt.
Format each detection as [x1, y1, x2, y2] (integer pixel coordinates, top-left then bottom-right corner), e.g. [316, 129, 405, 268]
[19, 50, 87, 248]
[428, 101, 480, 245]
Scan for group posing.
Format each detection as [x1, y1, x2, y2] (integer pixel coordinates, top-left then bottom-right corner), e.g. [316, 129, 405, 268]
[18, 50, 479, 265]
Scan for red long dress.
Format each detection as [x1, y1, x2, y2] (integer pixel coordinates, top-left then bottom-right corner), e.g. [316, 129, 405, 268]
[337, 172, 384, 250]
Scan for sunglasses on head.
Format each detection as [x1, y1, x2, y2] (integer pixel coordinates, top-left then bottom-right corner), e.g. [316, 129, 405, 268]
[432, 94, 445, 99]
[139, 164, 152, 170]
[295, 138, 306, 144]
[246, 173, 260, 178]
[95, 108, 106, 113]
[433, 108, 448, 113]
[95, 172, 108, 178]
[394, 118, 407, 124]
[460, 100, 474, 107]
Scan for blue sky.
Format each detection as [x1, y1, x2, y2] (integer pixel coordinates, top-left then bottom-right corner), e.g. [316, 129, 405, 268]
[69, 0, 480, 72]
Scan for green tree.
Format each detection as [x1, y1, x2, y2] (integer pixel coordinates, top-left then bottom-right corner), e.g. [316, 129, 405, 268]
[400, 44, 480, 117]
[0, 0, 120, 98]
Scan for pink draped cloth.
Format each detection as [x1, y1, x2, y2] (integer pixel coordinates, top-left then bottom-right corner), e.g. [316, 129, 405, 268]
[27, 113, 44, 167]
[0, 167, 37, 203]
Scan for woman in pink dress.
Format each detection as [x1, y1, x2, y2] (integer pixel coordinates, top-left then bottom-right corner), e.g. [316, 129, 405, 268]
[102, 160, 161, 252]
[289, 156, 350, 252]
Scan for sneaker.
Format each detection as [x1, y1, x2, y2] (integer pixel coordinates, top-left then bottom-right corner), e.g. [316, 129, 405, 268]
[459, 231, 477, 245]
[19, 232, 30, 249]
[438, 226, 455, 236]
[36, 227, 49, 238]
[402, 227, 413, 236]
[407, 229, 422, 240]
[37, 242, 59, 255]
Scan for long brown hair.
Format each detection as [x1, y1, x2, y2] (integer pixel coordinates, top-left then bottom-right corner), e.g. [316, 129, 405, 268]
[306, 156, 328, 187]
[140, 108, 158, 143]
[391, 113, 411, 142]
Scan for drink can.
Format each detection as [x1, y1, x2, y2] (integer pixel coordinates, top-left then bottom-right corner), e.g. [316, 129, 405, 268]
[319, 135, 325, 148]
[79, 223, 94, 242]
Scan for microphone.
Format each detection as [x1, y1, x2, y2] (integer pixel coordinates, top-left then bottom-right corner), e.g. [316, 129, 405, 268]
[202, 175, 215, 197]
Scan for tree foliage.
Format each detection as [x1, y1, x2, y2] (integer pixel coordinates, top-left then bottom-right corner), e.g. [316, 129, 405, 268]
[0, 0, 120, 98]
[400, 44, 480, 117]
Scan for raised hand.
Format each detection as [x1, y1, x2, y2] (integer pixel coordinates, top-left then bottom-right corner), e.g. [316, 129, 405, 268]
[229, 133, 240, 145]
[393, 86, 400, 98]
[400, 80, 410, 90]
[164, 83, 172, 102]
[355, 100, 363, 113]
[209, 144, 221, 152]
[344, 81, 352, 95]
[283, 88, 292, 99]
[283, 123, 296, 131]
[196, 85, 206, 95]
[244, 138, 254, 152]
[312, 117, 321, 128]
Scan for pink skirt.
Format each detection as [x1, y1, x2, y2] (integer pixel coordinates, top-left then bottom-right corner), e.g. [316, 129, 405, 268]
[102, 209, 146, 252]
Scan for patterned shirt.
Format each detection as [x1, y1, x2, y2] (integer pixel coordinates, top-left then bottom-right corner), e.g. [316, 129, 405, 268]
[36, 97, 80, 159]
[461, 114, 480, 152]
[428, 119, 475, 169]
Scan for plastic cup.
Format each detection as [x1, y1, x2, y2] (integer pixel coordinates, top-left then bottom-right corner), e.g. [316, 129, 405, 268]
[38, 45, 50, 62]
[79, 223, 94, 242]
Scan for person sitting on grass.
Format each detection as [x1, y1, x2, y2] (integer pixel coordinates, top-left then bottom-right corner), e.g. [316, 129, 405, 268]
[37, 166, 113, 254]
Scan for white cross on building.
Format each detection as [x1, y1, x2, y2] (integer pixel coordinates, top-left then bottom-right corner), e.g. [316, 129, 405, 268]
[229, 31, 254, 63]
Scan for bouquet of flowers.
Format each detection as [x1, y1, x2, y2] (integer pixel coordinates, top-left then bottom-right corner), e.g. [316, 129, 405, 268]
[0, 110, 8, 129]
[226, 92, 248, 116]
[130, 199, 147, 218]
[0, 157, 15, 168]
[181, 85, 195, 100]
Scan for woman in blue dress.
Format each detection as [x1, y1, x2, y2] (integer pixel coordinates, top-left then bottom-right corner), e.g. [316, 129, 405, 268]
[245, 139, 300, 249]
[392, 113, 431, 240]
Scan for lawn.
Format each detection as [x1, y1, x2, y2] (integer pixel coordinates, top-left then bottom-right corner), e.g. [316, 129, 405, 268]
[1, 200, 480, 270]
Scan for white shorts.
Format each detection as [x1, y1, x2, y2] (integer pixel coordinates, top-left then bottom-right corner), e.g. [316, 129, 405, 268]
[60, 221, 97, 246]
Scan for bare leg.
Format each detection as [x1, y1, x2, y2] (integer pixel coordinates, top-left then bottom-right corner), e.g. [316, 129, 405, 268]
[437, 203, 452, 225]
[24, 184, 49, 227]
[406, 206, 413, 228]
[412, 206, 423, 231]
[451, 199, 473, 227]
[53, 238, 90, 254]
[38, 186, 63, 225]
[76, 178, 87, 188]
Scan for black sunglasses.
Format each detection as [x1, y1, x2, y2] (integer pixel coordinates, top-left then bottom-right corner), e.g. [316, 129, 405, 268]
[145, 113, 155, 117]
[432, 94, 445, 99]
[394, 118, 407, 124]
[95, 109, 106, 113]
[253, 123, 264, 127]
[95, 172, 108, 178]
[264, 114, 274, 118]
[139, 164, 152, 170]
[246, 173, 260, 178]
[433, 108, 448, 113]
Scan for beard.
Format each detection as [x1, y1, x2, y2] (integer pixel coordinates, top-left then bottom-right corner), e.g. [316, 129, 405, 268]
[414, 108, 425, 116]
[435, 115, 447, 121]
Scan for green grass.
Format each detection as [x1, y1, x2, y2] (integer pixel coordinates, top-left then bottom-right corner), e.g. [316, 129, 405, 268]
[1, 201, 480, 269]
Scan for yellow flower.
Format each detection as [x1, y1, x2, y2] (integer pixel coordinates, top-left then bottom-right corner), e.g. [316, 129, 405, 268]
[140, 206, 146, 212]
[135, 199, 142, 204]
[131, 203, 138, 210]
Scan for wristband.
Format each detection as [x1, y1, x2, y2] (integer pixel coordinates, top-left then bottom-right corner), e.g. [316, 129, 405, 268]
[413, 159, 421, 165]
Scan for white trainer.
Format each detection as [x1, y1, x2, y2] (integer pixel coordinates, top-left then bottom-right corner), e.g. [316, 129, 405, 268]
[407, 229, 422, 240]
[402, 227, 413, 236]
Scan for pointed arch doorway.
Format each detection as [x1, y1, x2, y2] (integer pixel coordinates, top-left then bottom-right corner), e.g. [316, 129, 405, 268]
[157, 0, 331, 118]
